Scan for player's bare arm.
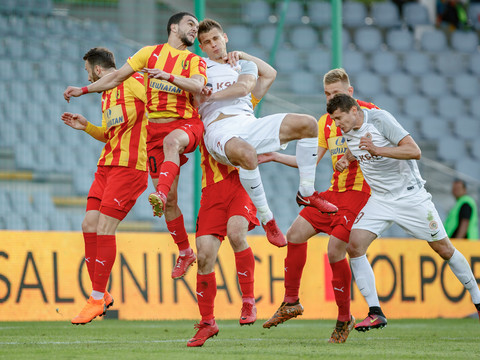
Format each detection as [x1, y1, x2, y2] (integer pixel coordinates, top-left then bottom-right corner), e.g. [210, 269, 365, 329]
[226, 51, 277, 100]
[209, 73, 256, 102]
[361, 134, 421, 160]
[258, 146, 327, 168]
[61, 112, 87, 130]
[143, 69, 205, 95]
[61, 112, 107, 143]
[63, 62, 134, 102]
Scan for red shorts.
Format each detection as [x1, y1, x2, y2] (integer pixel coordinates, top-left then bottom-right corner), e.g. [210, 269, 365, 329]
[146, 117, 204, 179]
[86, 166, 148, 220]
[300, 190, 370, 243]
[196, 172, 260, 241]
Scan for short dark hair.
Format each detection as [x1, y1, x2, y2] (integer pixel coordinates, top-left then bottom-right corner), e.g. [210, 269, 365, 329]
[83, 47, 116, 69]
[167, 12, 197, 36]
[198, 18, 223, 41]
[453, 178, 467, 189]
[327, 93, 360, 115]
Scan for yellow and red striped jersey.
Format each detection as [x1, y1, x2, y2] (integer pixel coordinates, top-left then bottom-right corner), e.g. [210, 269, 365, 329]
[199, 94, 261, 188]
[85, 72, 148, 171]
[127, 43, 207, 120]
[318, 99, 378, 193]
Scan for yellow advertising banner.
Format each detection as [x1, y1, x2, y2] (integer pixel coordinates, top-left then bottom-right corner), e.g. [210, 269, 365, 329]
[0, 231, 479, 321]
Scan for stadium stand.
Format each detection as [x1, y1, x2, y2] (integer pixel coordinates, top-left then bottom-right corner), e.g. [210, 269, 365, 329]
[0, 0, 479, 236]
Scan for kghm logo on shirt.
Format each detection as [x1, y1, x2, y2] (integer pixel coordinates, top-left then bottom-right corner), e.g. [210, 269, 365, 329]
[357, 153, 382, 164]
[104, 105, 125, 129]
[149, 79, 182, 94]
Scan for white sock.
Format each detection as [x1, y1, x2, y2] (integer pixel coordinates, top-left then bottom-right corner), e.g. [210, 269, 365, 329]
[239, 167, 273, 224]
[179, 248, 193, 257]
[350, 254, 380, 307]
[448, 249, 480, 304]
[296, 138, 317, 197]
[91, 290, 104, 300]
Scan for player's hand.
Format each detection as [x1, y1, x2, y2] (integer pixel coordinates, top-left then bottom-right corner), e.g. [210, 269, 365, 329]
[143, 68, 169, 80]
[195, 86, 213, 105]
[335, 156, 349, 172]
[61, 112, 87, 130]
[225, 51, 242, 67]
[359, 132, 378, 155]
[257, 152, 276, 164]
[63, 86, 83, 102]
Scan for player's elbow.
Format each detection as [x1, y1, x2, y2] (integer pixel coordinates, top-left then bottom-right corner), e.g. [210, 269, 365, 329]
[412, 147, 421, 160]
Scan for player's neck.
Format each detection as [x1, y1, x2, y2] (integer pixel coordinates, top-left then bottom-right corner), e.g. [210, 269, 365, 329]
[167, 38, 188, 51]
[98, 68, 115, 79]
[353, 112, 364, 130]
[209, 57, 227, 64]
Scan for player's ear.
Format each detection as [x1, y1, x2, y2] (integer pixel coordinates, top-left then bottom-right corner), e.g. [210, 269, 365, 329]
[223, 32, 229, 44]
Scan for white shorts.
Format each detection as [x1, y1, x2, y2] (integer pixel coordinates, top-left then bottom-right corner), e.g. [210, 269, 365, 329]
[352, 186, 447, 242]
[204, 113, 287, 166]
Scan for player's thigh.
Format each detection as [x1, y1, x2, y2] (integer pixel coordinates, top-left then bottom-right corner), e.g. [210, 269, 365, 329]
[395, 189, 447, 242]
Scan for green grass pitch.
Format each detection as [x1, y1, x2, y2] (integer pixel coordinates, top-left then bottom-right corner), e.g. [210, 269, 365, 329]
[0, 319, 478, 359]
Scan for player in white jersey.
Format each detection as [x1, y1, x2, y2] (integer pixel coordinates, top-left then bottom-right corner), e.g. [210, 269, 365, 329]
[192, 19, 338, 247]
[327, 93, 480, 330]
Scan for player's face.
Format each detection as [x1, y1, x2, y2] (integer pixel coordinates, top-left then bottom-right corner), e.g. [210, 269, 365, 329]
[176, 15, 199, 47]
[324, 81, 353, 103]
[330, 107, 358, 133]
[84, 60, 99, 83]
[198, 28, 228, 61]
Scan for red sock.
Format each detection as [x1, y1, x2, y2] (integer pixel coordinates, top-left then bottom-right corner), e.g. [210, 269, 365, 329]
[284, 242, 308, 303]
[234, 247, 255, 299]
[197, 272, 216, 322]
[156, 161, 179, 196]
[92, 235, 116, 293]
[83, 232, 97, 283]
[166, 214, 190, 251]
[330, 258, 351, 322]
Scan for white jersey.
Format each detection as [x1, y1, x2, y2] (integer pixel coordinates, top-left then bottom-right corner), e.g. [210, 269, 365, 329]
[198, 58, 258, 127]
[343, 108, 425, 198]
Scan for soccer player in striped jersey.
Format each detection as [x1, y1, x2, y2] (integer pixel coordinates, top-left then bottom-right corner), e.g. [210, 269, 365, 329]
[64, 12, 207, 280]
[187, 49, 276, 348]
[61, 47, 148, 325]
[328, 93, 480, 331]
[186, 19, 337, 249]
[261, 69, 375, 343]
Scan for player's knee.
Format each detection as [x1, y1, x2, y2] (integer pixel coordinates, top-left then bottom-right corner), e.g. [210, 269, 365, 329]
[346, 241, 363, 258]
[286, 227, 306, 244]
[82, 217, 96, 233]
[296, 114, 318, 137]
[197, 252, 215, 273]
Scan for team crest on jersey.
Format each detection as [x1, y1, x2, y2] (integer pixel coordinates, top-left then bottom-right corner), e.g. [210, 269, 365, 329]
[116, 89, 121, 100]
[181, 59, 190, 70]
[429, 220, 439, 231]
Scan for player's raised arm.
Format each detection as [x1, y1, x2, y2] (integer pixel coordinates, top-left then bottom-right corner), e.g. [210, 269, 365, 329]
[63, 62, 135, 102]
[227, 51, 277, 100]
[143, 68, 205, 95]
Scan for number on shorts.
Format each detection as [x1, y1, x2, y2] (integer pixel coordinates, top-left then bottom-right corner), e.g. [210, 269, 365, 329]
[354, 211, 364, 224]
[148, 156, 157, 174]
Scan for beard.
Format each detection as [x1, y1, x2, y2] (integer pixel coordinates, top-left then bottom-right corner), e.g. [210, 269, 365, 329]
[180, 33, 194, 47]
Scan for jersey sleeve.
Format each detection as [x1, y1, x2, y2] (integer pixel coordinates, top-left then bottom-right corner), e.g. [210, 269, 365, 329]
[189, 55, 207, 85]
[317, 114, 328, 149]
[127, 46, 154, 72]
[238, 60, 258, 78]
[373, 110, 410, 145]
[84, 121, 107, 143]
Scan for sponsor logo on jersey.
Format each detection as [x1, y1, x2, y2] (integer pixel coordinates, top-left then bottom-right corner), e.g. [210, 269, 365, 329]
[149, 78, 182, 94]
[104, 105, 125, 129]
